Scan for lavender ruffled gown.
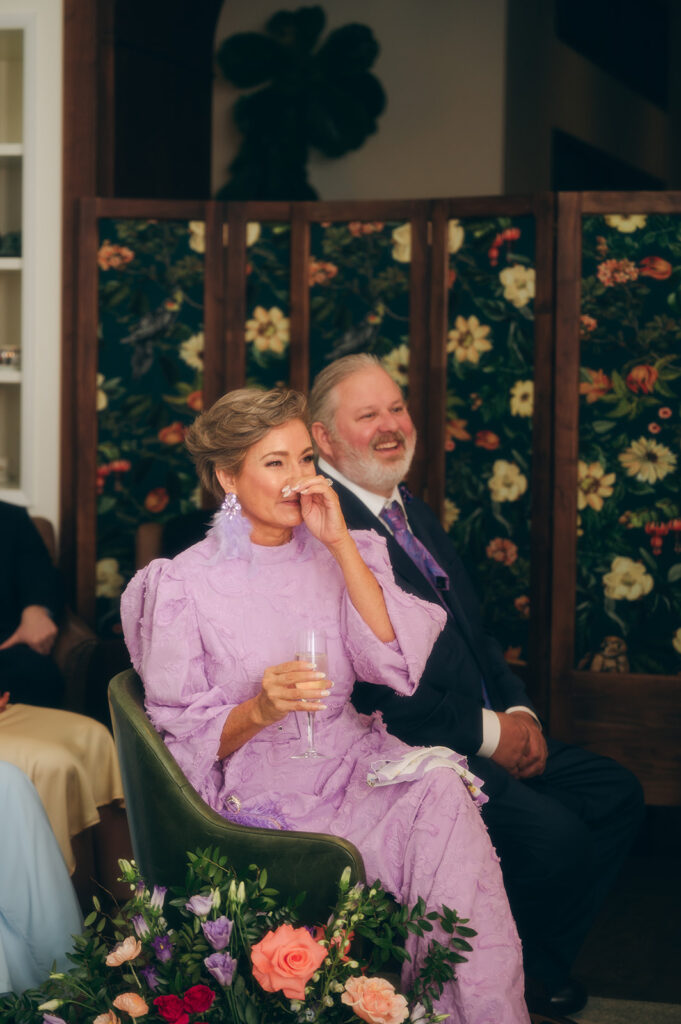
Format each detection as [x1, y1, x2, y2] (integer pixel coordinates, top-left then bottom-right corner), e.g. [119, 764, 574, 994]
[121, 520, 528, 1024]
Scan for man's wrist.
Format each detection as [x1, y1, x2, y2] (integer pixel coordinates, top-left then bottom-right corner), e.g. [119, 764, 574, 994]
[505, 706, 541, 730]
[476, 708, 501, 757]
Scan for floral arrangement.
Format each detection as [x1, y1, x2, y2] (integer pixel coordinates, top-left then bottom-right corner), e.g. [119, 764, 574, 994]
[4, 849, 475, 1024]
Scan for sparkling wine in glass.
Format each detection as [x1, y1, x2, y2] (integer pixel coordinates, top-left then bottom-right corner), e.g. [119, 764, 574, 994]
[291, 628, 327, 759]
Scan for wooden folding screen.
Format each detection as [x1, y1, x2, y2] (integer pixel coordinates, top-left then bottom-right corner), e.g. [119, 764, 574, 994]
[72, 196, 554, 716]
[552, 193, 681, 804]
[72, 193, 681, 803]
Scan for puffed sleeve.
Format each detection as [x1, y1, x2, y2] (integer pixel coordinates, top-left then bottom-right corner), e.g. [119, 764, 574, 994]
[120, 560, 236, 802]
[340, 530, 446, 695]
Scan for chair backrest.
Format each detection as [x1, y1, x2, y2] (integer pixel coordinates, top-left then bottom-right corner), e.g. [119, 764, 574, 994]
[108, 669, 366, 920]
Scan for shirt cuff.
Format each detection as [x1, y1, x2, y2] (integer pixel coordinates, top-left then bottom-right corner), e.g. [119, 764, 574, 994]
[505, 705, 542, 728]
[476, 708, 501, 757]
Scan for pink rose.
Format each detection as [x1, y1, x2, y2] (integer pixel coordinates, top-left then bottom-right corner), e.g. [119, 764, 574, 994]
[250, 923, 327, 1000]
[112, 992, 149, 1018]
[341, 976, 409, 1024]
[105, 936, 142, 966]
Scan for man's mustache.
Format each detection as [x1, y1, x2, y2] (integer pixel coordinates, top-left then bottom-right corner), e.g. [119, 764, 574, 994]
[370, 432, 406, 451]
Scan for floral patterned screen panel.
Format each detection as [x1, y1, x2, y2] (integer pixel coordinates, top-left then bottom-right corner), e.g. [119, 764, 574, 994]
[96, 219, 205, 634]
[244, 222, 291, 388]
[576, 213, 681, 674]
[308, 221, 411, 389]
[444, 216, 537, 665]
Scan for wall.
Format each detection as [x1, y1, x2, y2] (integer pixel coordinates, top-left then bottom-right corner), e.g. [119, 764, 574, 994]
[505, 0, 681, 191]
[0, 0, 63, 526]
[211, 0, 509, 200]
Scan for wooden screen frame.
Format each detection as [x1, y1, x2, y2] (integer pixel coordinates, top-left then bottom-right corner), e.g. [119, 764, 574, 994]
[551, 192, 681, 804]
[73, 198, 223, 623]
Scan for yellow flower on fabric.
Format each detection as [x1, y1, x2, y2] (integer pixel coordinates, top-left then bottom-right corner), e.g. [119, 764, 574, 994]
[447, 315, 492, 364]
[447, 219, 465, 253]
[603, 557, 653, 601]
[499, 264, 535, 307]
[618, 437, 677, 484]
[96, 558, 125, 599]
[222, 222, 262, 247]
[604, 214, 647, 233]
[188, 221, 205, 253]
[381, 344, 410, 387]
[245, 306, 290, 354]
[577, 461, 616, 511]
[442, 499, 460, 531]
[673, 628, 681, 655]
[391, 223, 412, 262]
[179, 332, 204, 370]
[509, 380, 534, 417]
[392, 220, 464, 263]
[97, 373, 108, 412]
[488, 460, 528, 503]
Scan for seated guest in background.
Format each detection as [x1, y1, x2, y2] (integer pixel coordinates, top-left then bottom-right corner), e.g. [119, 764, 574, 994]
[122, 387, 530, 1023]
[309, 353, 645, 1018]
[0, 689, 128, 907]
[0, 761, 82, 995]
[0, 500, 65, 707]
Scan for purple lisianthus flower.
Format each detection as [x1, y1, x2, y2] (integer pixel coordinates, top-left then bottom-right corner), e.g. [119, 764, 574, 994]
[204, 951, 236, 987]
[43, 1016, 67, 1024]
[132, 913, 150, 938]
[151, 933, 174, 963]
[140, 963, 161, 990]
[201, 915, 233, 951]
[185, 894, 214, 918]
[150, 885, 167, 912]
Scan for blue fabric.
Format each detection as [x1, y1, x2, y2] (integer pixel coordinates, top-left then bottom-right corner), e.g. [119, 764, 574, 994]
[0, 762, 82, 993]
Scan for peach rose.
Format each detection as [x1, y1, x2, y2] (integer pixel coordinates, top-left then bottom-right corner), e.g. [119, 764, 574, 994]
[475, 430, 500, 450]
[187, 390, 203, 411]
[94, 1013, 121, 1024]
[98, 241, 135, 271]
[112, 992, 148, 1017]
[341, 976, 409, 1024]
[144, 487, 170, 514]
[106, 936, 142, 966]
[251, 923, 327, 1001]
[158, 421, 185, 445]
[625, 365, 658, 394]
[639, 256, 672, 279]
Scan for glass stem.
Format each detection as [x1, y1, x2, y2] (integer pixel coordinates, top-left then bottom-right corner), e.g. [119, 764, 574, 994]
[306, 711, 315, 751]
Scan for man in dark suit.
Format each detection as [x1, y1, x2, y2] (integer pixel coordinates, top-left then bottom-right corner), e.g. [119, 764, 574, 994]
[0, 500, 65, 707]
[309, 354, 644, 1018]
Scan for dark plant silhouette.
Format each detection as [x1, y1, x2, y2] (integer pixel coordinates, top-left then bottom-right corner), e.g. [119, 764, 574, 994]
[216, 5, 386, 200]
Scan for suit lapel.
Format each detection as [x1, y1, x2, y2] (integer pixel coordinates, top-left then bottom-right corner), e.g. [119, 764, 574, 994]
[330, 479, 440, 600]
[404, 502, 490, 680]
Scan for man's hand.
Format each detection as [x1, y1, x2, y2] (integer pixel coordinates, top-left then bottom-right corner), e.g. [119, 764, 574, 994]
[504, 710, 547, 779]
[0, 605, 58, 656]
[491, 711, 547, 779]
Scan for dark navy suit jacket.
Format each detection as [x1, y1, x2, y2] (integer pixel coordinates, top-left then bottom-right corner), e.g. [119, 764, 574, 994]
[331, 479, 534, 756]
[0, 501, 64, 642]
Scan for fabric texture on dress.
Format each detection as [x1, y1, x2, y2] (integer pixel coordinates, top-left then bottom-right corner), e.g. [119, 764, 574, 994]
[121, 523, 528, 1024]
[0, 762, 82, 993]
[0, 703, 124, 873]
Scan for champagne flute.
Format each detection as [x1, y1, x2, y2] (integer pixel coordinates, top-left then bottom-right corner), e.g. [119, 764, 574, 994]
[291, 628, 327, 759]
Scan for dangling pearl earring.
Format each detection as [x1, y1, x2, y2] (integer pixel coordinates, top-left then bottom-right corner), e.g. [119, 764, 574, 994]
[221, 492, 241, 519]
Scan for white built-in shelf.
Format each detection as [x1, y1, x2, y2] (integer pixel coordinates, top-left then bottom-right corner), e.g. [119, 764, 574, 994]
[0, 143, 22, 159]
[0, 366, 21, 383]
[0, 257, 21, 270]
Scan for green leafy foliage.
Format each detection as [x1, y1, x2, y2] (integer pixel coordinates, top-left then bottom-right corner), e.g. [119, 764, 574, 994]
[0, 849, 474, 1024]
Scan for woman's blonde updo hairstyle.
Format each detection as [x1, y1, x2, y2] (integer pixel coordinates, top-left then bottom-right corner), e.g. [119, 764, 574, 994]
[185, 387, 309, 499]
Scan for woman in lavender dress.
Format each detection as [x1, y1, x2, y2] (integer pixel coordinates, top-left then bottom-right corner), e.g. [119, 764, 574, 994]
[121, 388, 529, 1024]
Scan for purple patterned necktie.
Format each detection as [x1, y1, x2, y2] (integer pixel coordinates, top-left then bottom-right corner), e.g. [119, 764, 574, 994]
[379, 501, 449, 591]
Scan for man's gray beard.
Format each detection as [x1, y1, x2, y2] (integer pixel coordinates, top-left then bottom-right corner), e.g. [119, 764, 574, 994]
[329, 430, 417, 494]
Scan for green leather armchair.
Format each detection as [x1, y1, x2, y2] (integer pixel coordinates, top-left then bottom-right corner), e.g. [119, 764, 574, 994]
[108, 669, 366, 921]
